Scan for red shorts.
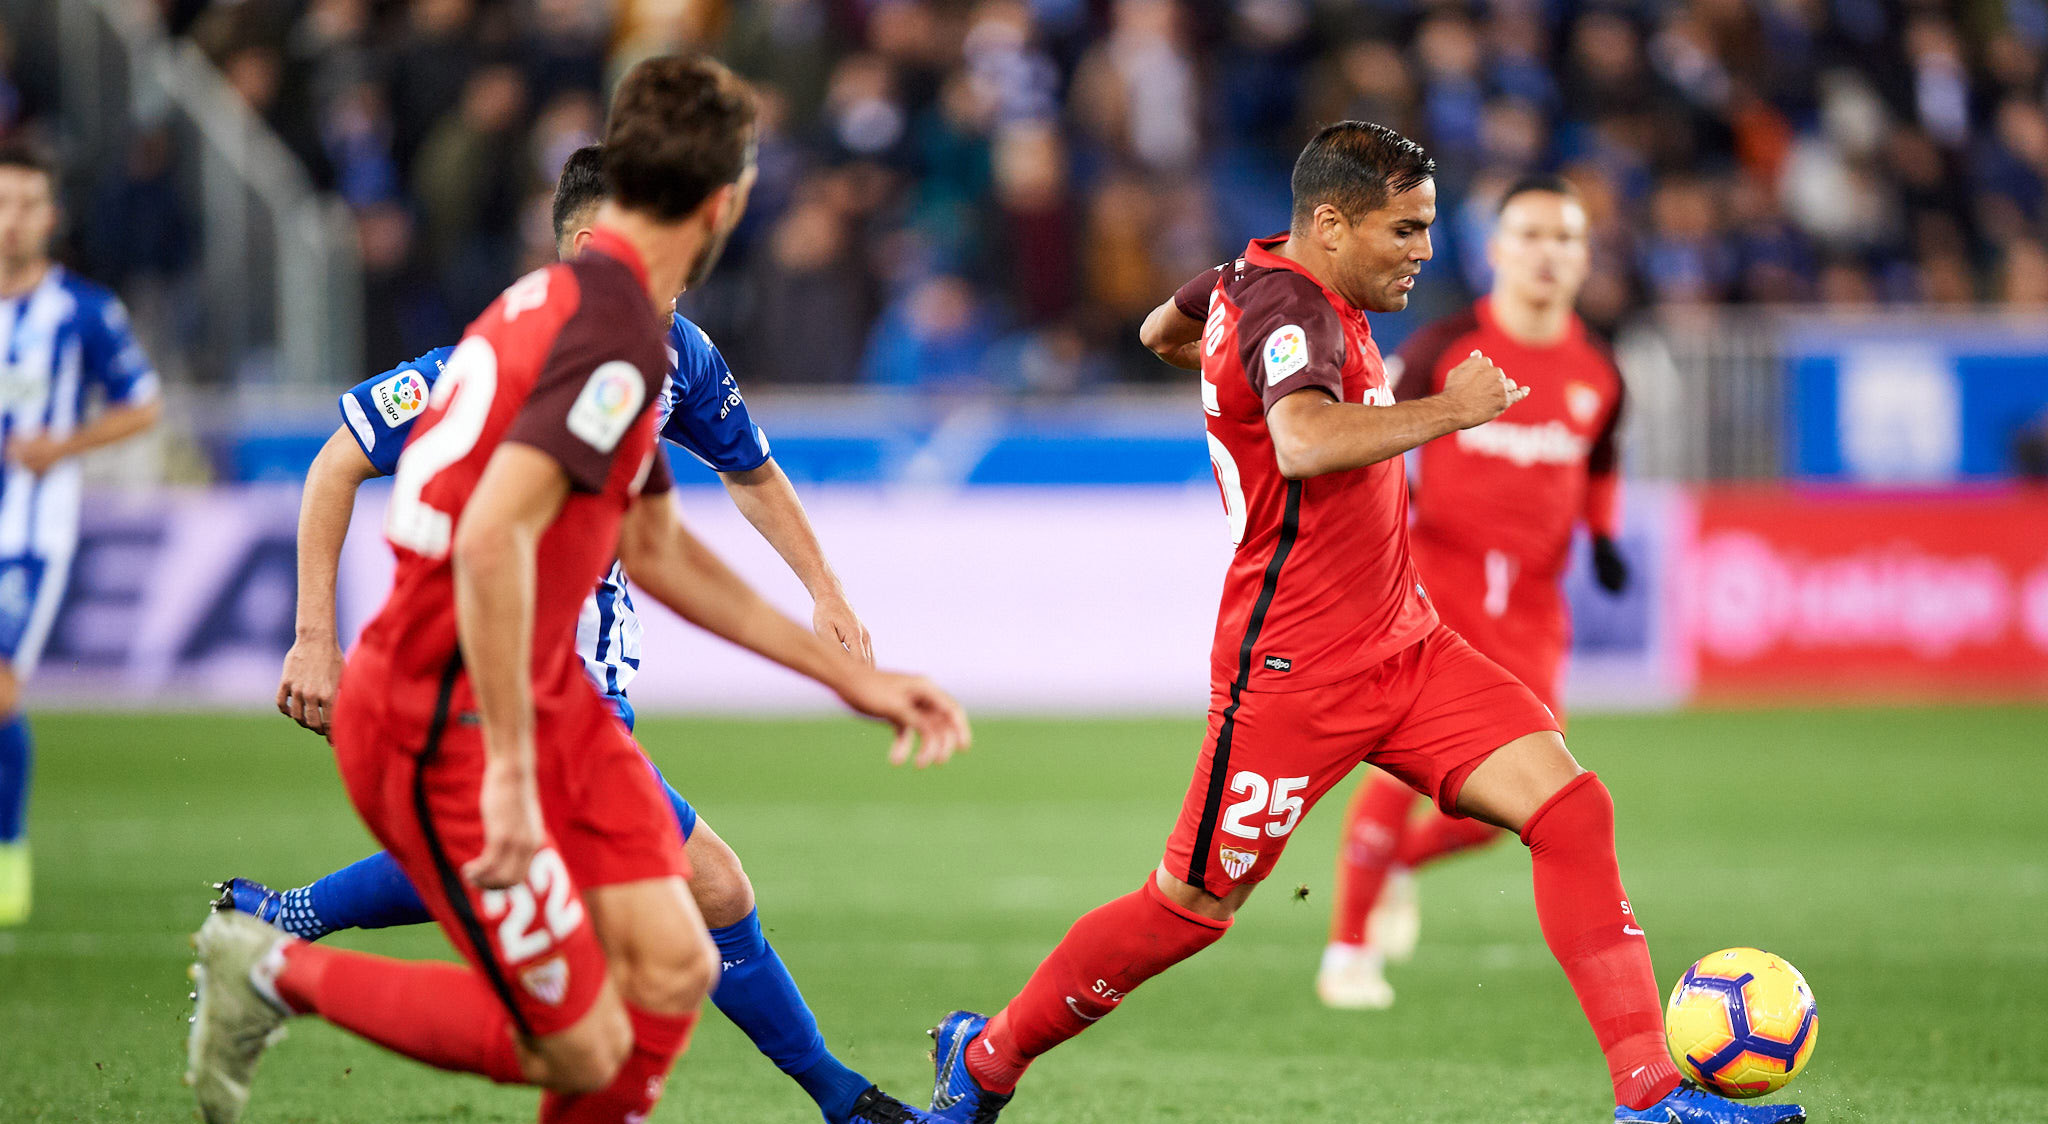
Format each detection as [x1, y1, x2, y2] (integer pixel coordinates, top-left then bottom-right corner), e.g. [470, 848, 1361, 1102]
[1162, 624, 1557, 893]
[1412, 537, 1569, 714]
[332, 655, 689, 1038]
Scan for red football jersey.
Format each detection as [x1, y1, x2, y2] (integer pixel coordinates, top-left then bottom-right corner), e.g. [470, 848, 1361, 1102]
[353, 227, 672, 740]
[1394, 296, 1624, 583]
[1176, 236, 1438, 693]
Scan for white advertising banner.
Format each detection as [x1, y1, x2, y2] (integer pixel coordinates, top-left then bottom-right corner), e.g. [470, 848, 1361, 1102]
[37, 485, 1238, 714]
[33, 483, 1693, 715]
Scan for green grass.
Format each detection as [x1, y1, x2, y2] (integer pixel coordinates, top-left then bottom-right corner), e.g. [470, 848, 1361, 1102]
[3, 708, 2046, 1122]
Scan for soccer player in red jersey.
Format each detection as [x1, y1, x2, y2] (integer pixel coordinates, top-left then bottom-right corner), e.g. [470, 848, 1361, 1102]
[926, 124, 1800, 1124]
[187, 56, 968, 1124]
[1317, 174, 1633, 1011]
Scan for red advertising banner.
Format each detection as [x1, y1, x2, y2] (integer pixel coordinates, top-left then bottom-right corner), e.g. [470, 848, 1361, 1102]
[1683, 487, 2048, 700]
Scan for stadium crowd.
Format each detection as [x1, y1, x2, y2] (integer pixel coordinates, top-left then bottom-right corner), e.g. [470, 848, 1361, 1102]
[15, 0, 2048, 388]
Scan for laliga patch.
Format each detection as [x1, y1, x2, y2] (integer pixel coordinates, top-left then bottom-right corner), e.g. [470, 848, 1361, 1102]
[1263, 324, 1309, 386]
[567, 360, 647, 453]
[1219, 847, 1260, 881]
[371, 369, 430, 427]
[520, 956, 570, 1005]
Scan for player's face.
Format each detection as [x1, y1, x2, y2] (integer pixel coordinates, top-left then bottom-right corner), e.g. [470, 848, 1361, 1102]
[1338, 178, 1436, 314]
[1488, 192, 1590, 309]
[0, 167, 57, 270]
[684, 161, 757, 291]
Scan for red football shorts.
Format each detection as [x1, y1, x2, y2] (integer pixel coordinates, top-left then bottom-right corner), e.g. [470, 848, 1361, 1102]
[1411, 535, 1570, 714]
[1163, 624, 1558, 894]
[332, 655, 690, 1038]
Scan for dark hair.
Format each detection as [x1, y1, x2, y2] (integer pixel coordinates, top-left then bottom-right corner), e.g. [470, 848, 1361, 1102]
[0, 141, 56, 186]
[1497, 173, 1580, 214]
[551, 144, 608, 243]
[1290, 122, 1436, 229]
[602, 54, 757, 223]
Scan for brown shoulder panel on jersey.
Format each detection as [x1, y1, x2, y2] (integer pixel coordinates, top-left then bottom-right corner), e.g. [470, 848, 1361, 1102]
[1172, 265, 1228, 321]
[503, 256, 666, 492]
[1232, 271, 1347, 411]
[1390, 309, 1481, 402]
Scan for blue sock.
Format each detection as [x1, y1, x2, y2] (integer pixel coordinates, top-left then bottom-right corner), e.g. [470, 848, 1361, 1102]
[291, 851, 433, 940]
[0, 714, 28, 843]
[710, 909, 871, 1122]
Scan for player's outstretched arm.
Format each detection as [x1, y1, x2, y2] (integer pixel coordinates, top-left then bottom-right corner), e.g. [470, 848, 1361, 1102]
[1139, 298, 1205, 371]
[1266, 350, 1528, 479]
[718, 460, 873, 664]
[277, 428, 381, 737]
[452, 443, 570, 889]
[618, 492, 968, 767]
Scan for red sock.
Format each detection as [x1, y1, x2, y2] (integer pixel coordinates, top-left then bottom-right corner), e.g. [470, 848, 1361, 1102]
[1521, 773, 1681, 1110]
[539, 1006, 698, 1123]
[1395, 808, 1505, 868]
[1329, 771, 1415, 946]
[273, 941, 524, 1083]
[967, 878, 1229, 1094]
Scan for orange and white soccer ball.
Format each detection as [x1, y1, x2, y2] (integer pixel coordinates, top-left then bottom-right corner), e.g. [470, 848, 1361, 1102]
[1665, 947, 1819, 1098]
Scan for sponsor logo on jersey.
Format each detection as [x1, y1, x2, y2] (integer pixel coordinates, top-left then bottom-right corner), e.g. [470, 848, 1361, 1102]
[1219, 846, 1259, 880]
[520, 956, 570, 1005]
[1360, 384, 1394, 407]
[1263, 324, 1309, 385]
[567, 360, 647, 453]
[1454, 419, 1590, 466]
[371, 369, 430, 427]
[1263, 655, 1292, 672]
[1566, 381, 1602, 425]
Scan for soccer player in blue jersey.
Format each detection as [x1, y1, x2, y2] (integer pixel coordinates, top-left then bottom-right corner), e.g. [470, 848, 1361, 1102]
[0, 144, 162, 926]
[221, 146, 925, 1124]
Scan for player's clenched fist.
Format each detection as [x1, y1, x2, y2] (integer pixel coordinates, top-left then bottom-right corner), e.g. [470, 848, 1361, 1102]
[276, 637, 345, 738]
[836, 668, 972, 769]
[1439, 349, 1530, 428]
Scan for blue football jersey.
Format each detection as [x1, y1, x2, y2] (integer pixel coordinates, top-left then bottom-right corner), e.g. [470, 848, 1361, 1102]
[0, 266, 158, 676]
[0, 266, 159, 559]
[338, 312, 769, 700]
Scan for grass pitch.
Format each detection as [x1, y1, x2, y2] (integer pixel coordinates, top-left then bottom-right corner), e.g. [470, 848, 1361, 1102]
[2, 707, 2044, 1123]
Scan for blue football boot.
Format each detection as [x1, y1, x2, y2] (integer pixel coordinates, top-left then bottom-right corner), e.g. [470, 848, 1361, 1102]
[926, 1010, 1011, 1123]
[845, 1085, 949, 1124]
[1617, 1081, 1805, 1123]
[211, 877, 283, 925]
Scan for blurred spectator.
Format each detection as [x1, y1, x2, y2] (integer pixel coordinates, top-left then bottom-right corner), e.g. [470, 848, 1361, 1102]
[386, 0, 480, 175]
[60, 0, 2048, 391]
[356, 203, 453, 375]
[1069, 0, 1198, 173]
[987, 123, 1075, 326]
[84, 129, 192, 289]
[734, 192, 878, 384]
[861, 276, 998, 391]
[412, 65, 530, 318]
